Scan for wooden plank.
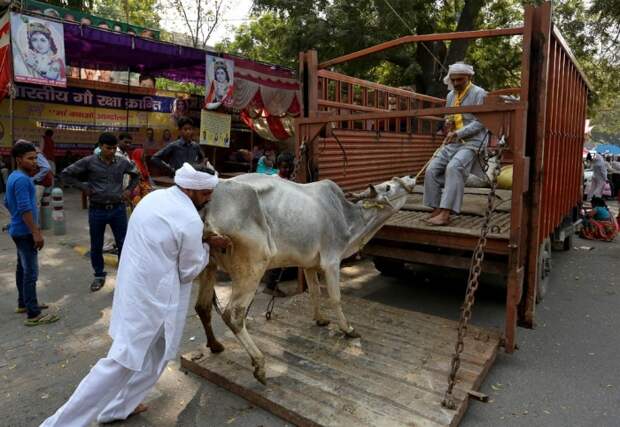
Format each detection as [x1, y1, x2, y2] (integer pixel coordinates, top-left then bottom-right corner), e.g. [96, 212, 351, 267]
[362, 244, 508, 275]
[182, 293, 500, 427]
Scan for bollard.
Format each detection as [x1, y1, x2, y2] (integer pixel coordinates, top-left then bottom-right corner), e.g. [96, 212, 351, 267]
[40, 187, 52, 230]
[51, 187, 66, 235]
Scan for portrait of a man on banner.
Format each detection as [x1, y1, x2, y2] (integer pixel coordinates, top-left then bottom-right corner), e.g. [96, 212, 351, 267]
[205, 55, 234, 109]
[11, 13, 67, 87]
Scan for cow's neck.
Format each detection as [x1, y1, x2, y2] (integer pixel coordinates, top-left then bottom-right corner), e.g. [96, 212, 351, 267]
[342, 202, 395, 257]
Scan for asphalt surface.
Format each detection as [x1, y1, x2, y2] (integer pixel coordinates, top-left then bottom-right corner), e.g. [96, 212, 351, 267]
[1, 189, 619, 427]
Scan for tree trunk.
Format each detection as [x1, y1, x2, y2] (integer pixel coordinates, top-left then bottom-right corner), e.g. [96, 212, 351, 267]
[443, 0, 485, 71]
[415, 0, 484, 98]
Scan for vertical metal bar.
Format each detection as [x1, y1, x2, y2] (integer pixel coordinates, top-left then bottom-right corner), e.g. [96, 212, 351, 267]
[523, 0, 552, 327]
[505, 3, 535, 353]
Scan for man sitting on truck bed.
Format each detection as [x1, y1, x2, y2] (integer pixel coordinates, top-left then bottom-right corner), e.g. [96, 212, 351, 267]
[423, 63, 488, 226]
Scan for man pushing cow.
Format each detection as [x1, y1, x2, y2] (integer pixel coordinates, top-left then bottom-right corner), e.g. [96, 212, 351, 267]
[41, 163, 230, 427]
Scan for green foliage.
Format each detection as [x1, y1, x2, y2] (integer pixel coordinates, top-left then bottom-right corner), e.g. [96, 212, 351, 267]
[225, 0, 618, 141]
[92, 0, 161, 29]
[216, 12, 295, 68]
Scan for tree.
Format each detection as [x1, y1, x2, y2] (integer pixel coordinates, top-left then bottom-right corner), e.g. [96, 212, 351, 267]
[161, 0, 228, 48]
[93, 0, 161, 29]
[225, 0, 619, 143]
[217, 12, 296, 67]
[232, 0, 520, 97]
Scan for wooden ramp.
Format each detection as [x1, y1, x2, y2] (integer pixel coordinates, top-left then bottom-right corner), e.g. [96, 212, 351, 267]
[181, 293, 501, 427]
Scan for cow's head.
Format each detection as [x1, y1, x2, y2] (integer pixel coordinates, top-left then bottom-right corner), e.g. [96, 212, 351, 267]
[348, 175, 416, 211]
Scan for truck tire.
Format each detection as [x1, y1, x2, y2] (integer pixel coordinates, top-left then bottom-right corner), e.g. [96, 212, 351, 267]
[373, 256, 405, 277]
[536, 238, 552, 303]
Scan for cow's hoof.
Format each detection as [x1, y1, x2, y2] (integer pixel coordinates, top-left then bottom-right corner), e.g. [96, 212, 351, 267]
[316, 319, 330, 327]
[253, 366, 267, 385]
[207, 340, 225, 354]
[344, 328, 361, 339]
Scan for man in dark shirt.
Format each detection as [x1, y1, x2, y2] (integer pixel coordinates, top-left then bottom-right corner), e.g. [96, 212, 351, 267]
[62, 133, 139, 292]
[151, 116, 204, 176]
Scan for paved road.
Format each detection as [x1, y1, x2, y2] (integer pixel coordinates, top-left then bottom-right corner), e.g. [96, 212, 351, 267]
[1, 190, 618, 426]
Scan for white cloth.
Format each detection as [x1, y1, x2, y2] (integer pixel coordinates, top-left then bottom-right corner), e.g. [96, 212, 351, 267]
[41, 328, 168, 427]
[443, 63, 475, 90]
[107, 185, 209, 370]
[174, 162, 219, 190]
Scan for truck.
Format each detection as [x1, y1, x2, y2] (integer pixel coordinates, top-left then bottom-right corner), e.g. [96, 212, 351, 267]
[295, 2, 590, 353]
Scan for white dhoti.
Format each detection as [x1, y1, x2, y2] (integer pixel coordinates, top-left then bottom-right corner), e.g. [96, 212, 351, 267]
[423, 143, 478, 213]
[41, 328, 168, 427]
[587, 177, 606, 201]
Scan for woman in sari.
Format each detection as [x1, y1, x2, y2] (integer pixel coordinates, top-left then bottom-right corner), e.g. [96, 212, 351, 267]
[580, 197, 618, 242]
[129, 149, 153, 209]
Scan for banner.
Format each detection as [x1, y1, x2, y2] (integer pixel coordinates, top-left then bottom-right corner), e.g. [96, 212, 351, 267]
[0, 99, 177, 155]
[11, 13, 67, 87]
[0, 13, 11, 101]
[200, 110, 231, 148]
[15, 83, 175, 112]
[205, 55, 234, 109]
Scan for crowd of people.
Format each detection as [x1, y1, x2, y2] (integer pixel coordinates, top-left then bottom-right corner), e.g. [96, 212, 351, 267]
[3, 114, 235, 425]
[3, 115, 297, 324]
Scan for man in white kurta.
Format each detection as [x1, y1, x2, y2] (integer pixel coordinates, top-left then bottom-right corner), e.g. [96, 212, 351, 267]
[41, 163, 225, 427]
[587, 153, 608, 201]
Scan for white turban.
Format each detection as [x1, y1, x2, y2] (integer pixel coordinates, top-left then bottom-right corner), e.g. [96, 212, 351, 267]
[443, 62, 475, 90]
[174, 162, 219, 190]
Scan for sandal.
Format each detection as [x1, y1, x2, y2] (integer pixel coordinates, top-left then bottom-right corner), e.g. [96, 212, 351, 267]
[15, 303, 49, 314]
[24, 313, 59, 327]
[90, 277, 105, 292]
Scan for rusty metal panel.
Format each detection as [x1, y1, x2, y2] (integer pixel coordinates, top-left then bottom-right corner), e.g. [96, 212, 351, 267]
[537, 31, 589, 246]
[315, 132, 441, 191]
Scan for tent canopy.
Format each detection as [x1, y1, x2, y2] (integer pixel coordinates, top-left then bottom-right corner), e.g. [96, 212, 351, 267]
[594, 144, 620, 155]
[63, 22, 296, 87]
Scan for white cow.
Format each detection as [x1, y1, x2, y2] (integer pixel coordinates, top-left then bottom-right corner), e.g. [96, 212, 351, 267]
[195, 173, 416, 384]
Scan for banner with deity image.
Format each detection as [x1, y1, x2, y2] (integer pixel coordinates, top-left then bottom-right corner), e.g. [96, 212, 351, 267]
[205, 54, 234, 109]
[11, 13, 67, 87]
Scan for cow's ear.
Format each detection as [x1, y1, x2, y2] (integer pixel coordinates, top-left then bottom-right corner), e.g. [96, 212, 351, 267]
[368, 184, 378, 198]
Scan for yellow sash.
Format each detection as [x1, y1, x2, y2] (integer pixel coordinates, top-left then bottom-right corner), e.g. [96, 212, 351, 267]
[452, 82, 472, 130]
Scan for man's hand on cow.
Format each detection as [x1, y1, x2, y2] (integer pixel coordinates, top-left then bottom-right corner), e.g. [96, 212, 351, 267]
[205, 235, 232, 249]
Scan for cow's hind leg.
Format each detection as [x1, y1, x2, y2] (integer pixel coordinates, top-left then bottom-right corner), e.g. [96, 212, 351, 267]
[195, 262, 225, 353]
[222, 279, 266, 384]
[304, 268, 329, 327]
[323, 263, 360, 338]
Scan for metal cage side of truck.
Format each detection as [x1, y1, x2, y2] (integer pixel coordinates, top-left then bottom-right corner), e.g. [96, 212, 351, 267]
[294, 2, 591, 353]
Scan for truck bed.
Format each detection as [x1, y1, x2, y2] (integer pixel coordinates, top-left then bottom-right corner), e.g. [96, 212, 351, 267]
[371, 187, 513, 257]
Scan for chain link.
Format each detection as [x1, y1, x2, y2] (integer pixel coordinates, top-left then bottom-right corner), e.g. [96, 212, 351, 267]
[442, 136, 507, 410]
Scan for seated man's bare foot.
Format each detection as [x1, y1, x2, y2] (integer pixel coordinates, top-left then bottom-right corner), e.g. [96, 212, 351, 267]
[425, 212, 451, 226]
[130, 403, 148, 418]
[428, 208, 442, 218]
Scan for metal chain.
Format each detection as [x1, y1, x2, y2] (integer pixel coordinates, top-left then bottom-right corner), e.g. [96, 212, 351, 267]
[442, 136, 507, 410]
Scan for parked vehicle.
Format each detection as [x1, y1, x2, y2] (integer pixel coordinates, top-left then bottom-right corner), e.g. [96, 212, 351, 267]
[296, 2, 590, 352]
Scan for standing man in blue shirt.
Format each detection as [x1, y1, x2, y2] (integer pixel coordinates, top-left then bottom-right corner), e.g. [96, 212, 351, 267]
[3, 141, 59, 326]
